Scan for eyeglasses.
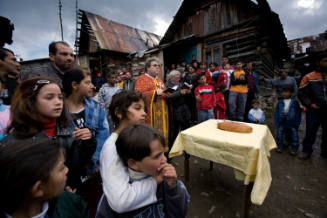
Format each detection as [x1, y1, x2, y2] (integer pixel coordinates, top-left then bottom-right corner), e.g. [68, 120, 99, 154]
[33, 80, 50, 91]
[151, 64, 160, 68]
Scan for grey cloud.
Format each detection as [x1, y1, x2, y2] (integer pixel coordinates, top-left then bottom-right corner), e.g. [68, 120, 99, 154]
[0, 0, 325, 60]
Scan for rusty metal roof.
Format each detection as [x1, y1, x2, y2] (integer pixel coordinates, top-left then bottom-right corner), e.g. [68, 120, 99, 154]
[83, 10, 161, 54]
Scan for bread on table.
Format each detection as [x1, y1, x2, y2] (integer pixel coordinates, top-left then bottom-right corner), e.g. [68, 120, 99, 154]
[217, 121, 253, 133]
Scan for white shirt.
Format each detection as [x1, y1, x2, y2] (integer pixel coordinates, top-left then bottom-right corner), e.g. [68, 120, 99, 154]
[6, 202, 49, 218]
[249, 108, 264, 121]
[100, 133, 157, 213]
[283, 99, 291, 113]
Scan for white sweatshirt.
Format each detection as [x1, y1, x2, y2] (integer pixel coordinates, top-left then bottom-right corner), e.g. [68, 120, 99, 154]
[100, 133, 157, 213]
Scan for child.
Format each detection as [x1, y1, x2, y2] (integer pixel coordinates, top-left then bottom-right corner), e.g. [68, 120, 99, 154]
[248, 99, 265, 124]
[97, 124, 189, 217]
[214, 84, 227, 119]
[195, 74, 215, 123]
[98, 90, 157, 213]
[1, 77, 96, 191]
[63, 68, 109, 175]
[98, 72, 121, 132]
[274, 87, 301, 155]
[0, 138, 90, 217]
[0, 79, 10, 140]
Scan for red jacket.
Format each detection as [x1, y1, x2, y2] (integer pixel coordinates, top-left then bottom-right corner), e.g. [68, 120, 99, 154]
[195, 84, 215, 110]
[216, 71, 228, 88]
[205, 70, 215, 86]
[215, 91, 226, 112]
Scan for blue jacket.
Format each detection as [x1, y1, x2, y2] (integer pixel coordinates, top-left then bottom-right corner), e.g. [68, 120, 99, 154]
[274, 97, 301, 127]
[72, 97, 110, 173]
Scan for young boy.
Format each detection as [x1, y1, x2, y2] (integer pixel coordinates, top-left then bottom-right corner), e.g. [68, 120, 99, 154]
[195, 75, 216, 123]
[98, 72, 121, 132]
[214, 84, 227, 119]
[274, 87, 302, 155]
[248, 99, 265, 124]
[97, 124, 189, 217]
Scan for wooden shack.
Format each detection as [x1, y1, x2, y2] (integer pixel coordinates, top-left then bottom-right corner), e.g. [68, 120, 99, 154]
[75, 10, 161, 74]
[159, 0, 289, 77]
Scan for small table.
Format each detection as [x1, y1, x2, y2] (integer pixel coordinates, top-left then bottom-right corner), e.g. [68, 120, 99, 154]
[169, 119, 276, 217]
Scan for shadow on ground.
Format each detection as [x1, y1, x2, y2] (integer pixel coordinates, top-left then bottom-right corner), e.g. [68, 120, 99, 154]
[171, 112, 327, 218]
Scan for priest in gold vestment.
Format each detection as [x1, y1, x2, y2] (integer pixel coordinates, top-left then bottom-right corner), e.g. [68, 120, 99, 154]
[135, 58, 169, 152]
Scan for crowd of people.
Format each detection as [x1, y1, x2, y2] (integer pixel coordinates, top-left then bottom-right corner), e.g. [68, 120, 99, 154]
[0, 40, 326, 217]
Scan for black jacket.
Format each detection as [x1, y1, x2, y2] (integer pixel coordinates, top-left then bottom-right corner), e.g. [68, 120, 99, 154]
[298, 71, 327, 109]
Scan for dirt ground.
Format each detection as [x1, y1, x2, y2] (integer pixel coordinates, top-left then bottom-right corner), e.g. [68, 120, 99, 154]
[170, 112, 327, 218]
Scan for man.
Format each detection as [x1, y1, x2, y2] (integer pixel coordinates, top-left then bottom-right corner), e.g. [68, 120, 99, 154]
[229, 61, 248, 121]
[0, 48, 20, 104]
[123, 71, 135, 91]
[23, 41, 74, 87]
[298, 51, 327, 159]
[135, 57, 169, 152]
[217, 56, 234, 71]
[244, 62, 259, 121]
[261, 70, 297, 99]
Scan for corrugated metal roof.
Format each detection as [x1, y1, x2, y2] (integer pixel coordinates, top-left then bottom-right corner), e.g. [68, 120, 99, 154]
[83, 10, 161, 54]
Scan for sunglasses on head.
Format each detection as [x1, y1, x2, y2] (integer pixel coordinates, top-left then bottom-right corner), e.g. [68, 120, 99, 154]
[33, 80, 50, 92]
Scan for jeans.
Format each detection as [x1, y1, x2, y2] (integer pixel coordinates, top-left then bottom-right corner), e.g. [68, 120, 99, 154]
[228, 91, 247, 121]
[198, 109, 214, 123]
[302, 109, 327, 156]
[276, 123, 299, 152]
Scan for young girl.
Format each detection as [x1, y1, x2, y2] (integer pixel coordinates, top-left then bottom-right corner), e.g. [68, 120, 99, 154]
[99, 90, 159, 214]
[0, 138, 90, 217]
[63, 68, 109, 216]
[215, 84, 227, 120]
[62, 68, 109, 175]
[2, 77, 96, 191]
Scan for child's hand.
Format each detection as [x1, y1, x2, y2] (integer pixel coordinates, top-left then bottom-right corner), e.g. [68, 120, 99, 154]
[158, 163, 177, 188]
[195, 95, 201, 102]
[73, 127, 92, 140]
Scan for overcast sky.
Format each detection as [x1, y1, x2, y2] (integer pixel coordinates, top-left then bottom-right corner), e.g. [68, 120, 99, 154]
[1, 0, 326, 61]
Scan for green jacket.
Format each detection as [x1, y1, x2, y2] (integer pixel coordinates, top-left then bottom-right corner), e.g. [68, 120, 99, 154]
[49, 191, 90, 218]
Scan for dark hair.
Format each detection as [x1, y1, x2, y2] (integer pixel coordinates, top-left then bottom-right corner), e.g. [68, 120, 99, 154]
[8, 77, 69, 138]
[282, 86, 293, 93]
[116, 124, 165, 166]
[49, 41, 70, 55]
[209, 62, 217, 67]
[0, 48, 14, 61]
[106, 71, 116, 78]
[252, 99, 259, 104]
[0, 138, 63, 214]
[62, 67, 90, 96]
[109, 90, 146, 127]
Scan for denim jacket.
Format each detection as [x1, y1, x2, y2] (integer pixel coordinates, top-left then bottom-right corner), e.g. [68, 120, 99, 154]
[274, 97, 301, 127]
[70, 97, 110, 173]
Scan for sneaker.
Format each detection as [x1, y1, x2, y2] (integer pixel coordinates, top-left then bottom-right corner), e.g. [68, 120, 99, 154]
[298, 152, 310, 160]
[276, 148, 282, 153]
[289, 150, 297, 156]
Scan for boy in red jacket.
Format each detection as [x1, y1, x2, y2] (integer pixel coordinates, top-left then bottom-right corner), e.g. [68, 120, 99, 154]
[214, 84, 227, 119]
[195, 75, 215, 123]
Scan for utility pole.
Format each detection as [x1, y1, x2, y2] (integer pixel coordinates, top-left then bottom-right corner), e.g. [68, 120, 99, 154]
[59, 0, 64, 41]
[75, 0, 79, 64]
